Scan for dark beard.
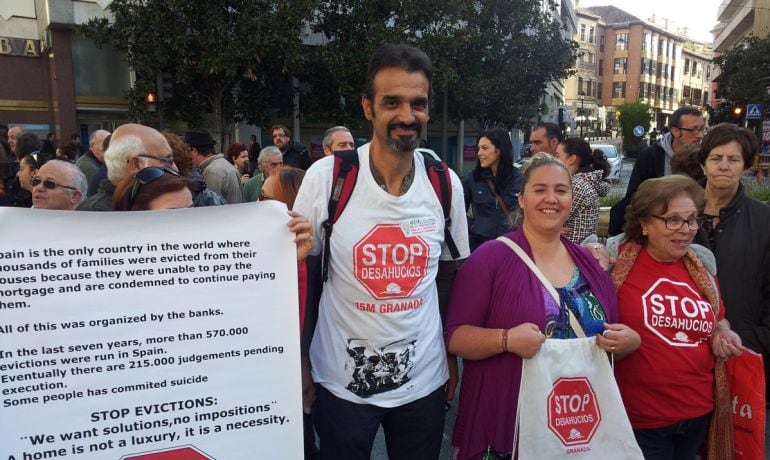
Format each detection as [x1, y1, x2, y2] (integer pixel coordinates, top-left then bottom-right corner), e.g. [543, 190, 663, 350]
[386, 123, 421, 153]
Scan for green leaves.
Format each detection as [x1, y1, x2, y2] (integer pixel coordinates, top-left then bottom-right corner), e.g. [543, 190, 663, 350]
[714, 35, 770, 107]
[77, 0, 315, 131]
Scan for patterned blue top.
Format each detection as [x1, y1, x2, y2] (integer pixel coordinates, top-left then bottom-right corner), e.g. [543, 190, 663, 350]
[543, 266, 607, 338]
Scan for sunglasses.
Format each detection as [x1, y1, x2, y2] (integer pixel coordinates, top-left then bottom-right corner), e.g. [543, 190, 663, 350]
[128, 167, 180, 209]
[136, 153, 175, 167]
[31, 176, 77, 191]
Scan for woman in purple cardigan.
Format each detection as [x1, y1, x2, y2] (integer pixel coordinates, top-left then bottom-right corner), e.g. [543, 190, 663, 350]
[445, 153, 640, 459]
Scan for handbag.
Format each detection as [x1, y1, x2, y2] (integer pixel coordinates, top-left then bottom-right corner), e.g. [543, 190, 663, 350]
[497, 237, 643, 459]
[726, 349, 766, 459]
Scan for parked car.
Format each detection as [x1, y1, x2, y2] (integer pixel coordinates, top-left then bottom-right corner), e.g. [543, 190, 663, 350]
[591, 144, 622, 182]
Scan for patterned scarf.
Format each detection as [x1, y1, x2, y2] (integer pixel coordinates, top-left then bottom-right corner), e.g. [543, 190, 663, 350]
[611, 240, 734, 460]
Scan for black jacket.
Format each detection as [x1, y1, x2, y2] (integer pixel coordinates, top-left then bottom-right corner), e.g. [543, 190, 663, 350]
[462, 167, 522, 242]
[609, 142, 667, 235]
[693, 183, 770, 392]
[282, 141, 311, 170]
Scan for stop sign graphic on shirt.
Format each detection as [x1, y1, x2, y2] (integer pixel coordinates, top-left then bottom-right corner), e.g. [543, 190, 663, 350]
[547, 377, 602, 446]
[641, 278, 715, 347]
[353, 224, 430, 300]
[122, 446, 213, 460]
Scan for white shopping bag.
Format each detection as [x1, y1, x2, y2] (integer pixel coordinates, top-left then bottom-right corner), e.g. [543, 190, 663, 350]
[515, 337, 643, 459]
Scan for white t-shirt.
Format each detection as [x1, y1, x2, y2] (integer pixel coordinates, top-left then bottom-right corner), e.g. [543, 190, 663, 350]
[294, 143, 470, 407]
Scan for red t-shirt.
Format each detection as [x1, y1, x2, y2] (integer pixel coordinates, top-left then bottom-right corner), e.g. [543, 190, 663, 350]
[615, 248, 723, 429]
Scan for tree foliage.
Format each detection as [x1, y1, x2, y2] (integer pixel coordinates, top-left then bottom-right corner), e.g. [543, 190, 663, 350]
[77, 0, 314, 143]
[617, 102, 652, 156]
[714, 35, 770, 107]
[77, 0, 576, 137]
[304, 0, 577, 129]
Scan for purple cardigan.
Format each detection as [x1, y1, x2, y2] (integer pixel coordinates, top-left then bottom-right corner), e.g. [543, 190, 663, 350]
[444, 228, 618, 460]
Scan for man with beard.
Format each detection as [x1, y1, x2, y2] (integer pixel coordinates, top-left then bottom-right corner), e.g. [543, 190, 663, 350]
[271, 124, 311, 170]
[293, 44, 469, 459]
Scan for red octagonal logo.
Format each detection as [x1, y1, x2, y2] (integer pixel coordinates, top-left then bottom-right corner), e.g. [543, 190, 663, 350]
[353, 224, 429, 300]
[547, 377, 602, 447]
[122, 445, 214, 460]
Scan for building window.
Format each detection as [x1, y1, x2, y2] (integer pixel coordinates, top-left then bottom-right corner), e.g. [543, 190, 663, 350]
[589, 26, 595, 43]
[616, 33, 628, 50]
[672, 43, 677, 57]
[614, 58, 627, 74]
[684, 58, 690, 74]
[658, 39, 664, 55]
[598, 59, 603, 75]
[578, 77, 584, 94]
[670, 65, 676, 80]
[642, 33, 649, 51]
[580, 24, 586, 42]
[599, 35, 605, 52]
[613, 82, 626, 98]
[692, 61, 697, 75]
[597, 83, 602, 100]
[649, 60, 655, 76]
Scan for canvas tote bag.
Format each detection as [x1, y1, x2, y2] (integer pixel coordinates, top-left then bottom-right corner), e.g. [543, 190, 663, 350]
[496, 237, 642, 459]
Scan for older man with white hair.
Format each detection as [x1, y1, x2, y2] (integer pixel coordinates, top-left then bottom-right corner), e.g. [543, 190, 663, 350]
[78, 124, 175, 211]
[76, 129, 110, 186]
[31, 160, 87, 210]
[242, 146, 284, 202]
[322, 126, 356, 156]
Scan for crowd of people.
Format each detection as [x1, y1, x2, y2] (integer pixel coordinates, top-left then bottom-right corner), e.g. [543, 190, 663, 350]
[1, 43, 769, 460]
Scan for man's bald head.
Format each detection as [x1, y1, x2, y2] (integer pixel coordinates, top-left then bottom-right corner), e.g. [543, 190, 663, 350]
[104, 124, 174, 183]
[89, 129, 111, 162]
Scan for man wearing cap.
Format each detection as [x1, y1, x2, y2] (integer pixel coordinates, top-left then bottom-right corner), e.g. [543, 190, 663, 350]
[185, 129, 243, 204]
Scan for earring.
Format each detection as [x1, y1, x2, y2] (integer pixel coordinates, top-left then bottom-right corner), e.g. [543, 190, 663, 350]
[642, 228, 648, 236]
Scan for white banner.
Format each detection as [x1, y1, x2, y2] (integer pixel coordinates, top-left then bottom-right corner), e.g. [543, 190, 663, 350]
[0, 202, 302, 460]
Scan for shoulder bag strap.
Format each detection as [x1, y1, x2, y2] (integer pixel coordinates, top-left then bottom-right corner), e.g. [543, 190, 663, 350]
[496, 236, 586, 338]
[485, 178, 513, 225]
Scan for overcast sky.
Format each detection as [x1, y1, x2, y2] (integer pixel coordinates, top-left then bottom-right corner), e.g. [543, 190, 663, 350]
[577, 0, 724, 43]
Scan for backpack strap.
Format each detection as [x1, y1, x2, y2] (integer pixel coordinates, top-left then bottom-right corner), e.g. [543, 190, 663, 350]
[321, 150, 359, 282]
[419, 151, 461, 260]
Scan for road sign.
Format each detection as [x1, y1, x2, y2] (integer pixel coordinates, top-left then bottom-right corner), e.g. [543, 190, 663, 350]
[747, 104, 763, 120]
[633, 126, 644, 137]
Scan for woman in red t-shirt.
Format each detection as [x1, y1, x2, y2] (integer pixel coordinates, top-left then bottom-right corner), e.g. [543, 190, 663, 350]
[607, 175, 743, 459]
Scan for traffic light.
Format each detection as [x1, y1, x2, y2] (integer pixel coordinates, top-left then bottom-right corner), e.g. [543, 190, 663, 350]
[159, 72, 174, 101]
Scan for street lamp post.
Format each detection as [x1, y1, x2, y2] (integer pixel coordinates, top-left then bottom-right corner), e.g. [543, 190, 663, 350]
[579, 92, 586, 139]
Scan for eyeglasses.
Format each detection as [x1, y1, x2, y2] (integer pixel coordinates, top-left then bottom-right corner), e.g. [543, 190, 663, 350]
[651, 215, 702, 231]
[676, 126, 706, 134]
[137, 153, 175, 167]
[31, 176, 77, 191]
[272, 133, 288, 139]
[128, 167, 180, 209]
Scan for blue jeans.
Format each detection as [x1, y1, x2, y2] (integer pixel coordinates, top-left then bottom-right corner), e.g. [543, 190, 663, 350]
[314, 385, 445, 460]
[633, 412, 711, 460]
